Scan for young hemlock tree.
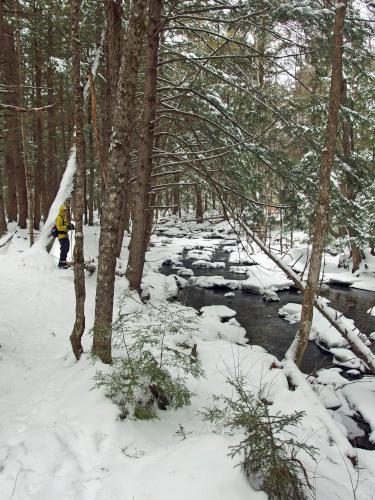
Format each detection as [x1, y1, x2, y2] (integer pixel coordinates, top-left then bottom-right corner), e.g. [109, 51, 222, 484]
[94, 296, 203, 420]
[203, 374, 317, 500]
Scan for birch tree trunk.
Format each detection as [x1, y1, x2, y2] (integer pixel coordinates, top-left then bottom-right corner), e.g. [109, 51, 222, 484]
[126, 0, 163, 292]
[289, 0, 348, 367]
[93, 0, 147, 364]
[70, 0, 86, 360]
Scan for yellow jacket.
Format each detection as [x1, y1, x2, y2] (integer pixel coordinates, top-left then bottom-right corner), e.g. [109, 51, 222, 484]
[56, 205, 69, 239]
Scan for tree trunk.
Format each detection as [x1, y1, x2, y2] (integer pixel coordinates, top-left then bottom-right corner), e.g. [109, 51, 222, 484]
[116, 183, 130, 258]
[69, 0, 86, 361]
[2, 20, 19, 223]
[15, 5, 33, 242]
[46, 24, 57, 212]
[0, 163, 7, 237]
[126, 0, 163, 292]
[93, 0, 148, 364]
[340, 79, 362, 273]
[0, 4, 6, 237]
[102, 0, 123, 196]
[290, 0, 347, 367]
[33, 35, 44, 230]
[172, 173, 180, 216]
[87, 93, 95, 226]
[195, 184, 203, 223]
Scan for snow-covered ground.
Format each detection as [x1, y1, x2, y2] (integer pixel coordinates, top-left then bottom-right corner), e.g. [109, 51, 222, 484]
[1, 220, 375, 499]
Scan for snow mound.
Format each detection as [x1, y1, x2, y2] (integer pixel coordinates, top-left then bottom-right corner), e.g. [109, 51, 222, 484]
[190, 276, 240, 290]
[200, 305, 237, 320]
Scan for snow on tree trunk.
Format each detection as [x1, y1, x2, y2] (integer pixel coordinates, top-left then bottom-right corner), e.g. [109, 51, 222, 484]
[92, 0, 148, 364]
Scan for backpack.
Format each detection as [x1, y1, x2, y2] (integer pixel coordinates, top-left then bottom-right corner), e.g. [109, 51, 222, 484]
[51, 224, 59, 238]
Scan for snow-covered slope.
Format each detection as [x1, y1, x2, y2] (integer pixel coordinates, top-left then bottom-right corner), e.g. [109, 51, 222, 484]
[0, 223, 375, 499]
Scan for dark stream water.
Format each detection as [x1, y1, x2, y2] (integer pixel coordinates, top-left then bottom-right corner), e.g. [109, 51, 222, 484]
[161, 246, 375, 374]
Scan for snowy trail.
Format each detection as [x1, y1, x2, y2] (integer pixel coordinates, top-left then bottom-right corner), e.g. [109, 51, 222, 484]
[0, 257, 103, 499]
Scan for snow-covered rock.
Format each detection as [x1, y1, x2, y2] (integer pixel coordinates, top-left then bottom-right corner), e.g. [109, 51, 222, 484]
[200, 305, 237, 320]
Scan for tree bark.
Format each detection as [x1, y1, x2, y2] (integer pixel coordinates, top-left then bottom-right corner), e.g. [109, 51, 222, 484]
[46, 23, 57, 212]
[93, 0, 148, 364]
[33, 33, 44, 230]
[290, 0, 348, 367]
[87, 93, 95, 226]
[15, 3, 33, 242]
[101, 0, 123, 197]
[69, 0, 86, 361]
[195, 184, 203, 223]
[340, 79, 362, 272]
[0, 163, 7, 237]
[1, 19, 20, 223]
[126, 0, 163, 292]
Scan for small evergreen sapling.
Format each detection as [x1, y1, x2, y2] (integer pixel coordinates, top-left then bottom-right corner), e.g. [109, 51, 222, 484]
[94, 296, 203, 420]
[202, 374, 317, 500]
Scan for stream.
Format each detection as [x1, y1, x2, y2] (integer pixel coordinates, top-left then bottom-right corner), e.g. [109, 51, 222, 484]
[160, 244, 375, 374]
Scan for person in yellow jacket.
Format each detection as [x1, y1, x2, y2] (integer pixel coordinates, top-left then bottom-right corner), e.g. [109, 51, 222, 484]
[56, 205, 75, 268]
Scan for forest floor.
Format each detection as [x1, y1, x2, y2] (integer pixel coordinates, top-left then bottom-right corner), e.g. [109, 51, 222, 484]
[1, 218, 375, 500]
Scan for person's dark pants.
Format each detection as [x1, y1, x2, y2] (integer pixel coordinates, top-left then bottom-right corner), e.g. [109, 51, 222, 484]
[58, 237, 70, 267]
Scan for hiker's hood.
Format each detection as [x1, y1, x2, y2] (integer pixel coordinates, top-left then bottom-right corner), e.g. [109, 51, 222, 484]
[59, 205, 67, 216]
